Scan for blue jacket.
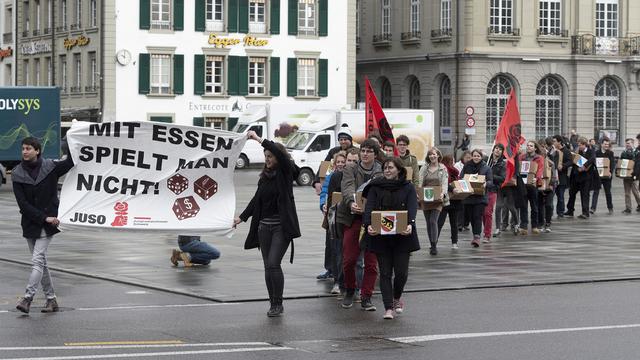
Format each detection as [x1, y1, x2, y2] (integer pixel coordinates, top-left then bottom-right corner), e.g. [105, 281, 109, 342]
[319, 173, 332, 210]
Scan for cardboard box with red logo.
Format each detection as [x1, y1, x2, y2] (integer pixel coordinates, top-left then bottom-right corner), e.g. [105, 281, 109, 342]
[371, 211, 409, 235]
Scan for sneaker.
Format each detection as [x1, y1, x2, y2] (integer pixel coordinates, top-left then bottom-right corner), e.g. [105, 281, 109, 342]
[471, 238, 480, 247]
[622, 209, 632, 214]
[531, 228, 541, 235]
[383, 309, 394, 319]
[429, 247, 438, 255]
[180, 252, 192, 267]
[337, 290, 345, 300]
[330, 283, 341, 295]
[608, 209, 614, 215]
[636, 205, 640, 212]
[512, 226, 519, 235]
[316, 270, 333, 281]
[577, 214, 588, 219]
[543, 226, 551, 233]
[451, 243, 459, 250]
[462, 226, 470, 232]
[16, 297, 32, 314]
[354, 291, 362, 303]
[589, 209, 595, 214]
[267, 304, 283, 317]
[556, 213, 564, 219]
[393, 298, 404, 314]
[341, 291, 354, 308]
[41, 298, 59, 313]
[518, 228, 528, 236]
[170, 249, 181, 266]
[493, 230, 501, 238]
[482, 237, 491, 244]
[361, 297, 377, 311]
[564, 211, 574, 217]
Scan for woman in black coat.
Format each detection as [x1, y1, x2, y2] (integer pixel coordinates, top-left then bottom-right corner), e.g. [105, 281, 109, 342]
[234, 131, 301, 317]
[363, 158, 420, 320]
[459, 149, 493, 247]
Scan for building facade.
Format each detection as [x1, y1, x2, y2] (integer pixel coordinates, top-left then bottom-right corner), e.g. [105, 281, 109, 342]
[110, 0, 356, 129]
[357, 0, 640, 151]
[0, 0, 15, 86]
[15, 0, 103, 122]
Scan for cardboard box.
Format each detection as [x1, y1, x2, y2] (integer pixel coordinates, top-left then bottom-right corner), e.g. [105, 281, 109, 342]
[371, 211, 408, 236]
[616, 159, 635, 178]
[318, 161, 333, 180]
[596, 157, 611, 178]
[543, 158, 553, 179]
[354, 191, 366, 209]
[418, 185, 443, 210]
[538, 178, 552, 191]
[572, 153, 588, 167]
[450, 179, 474, 200]
[330, 192, 342, 206]
[526, 161, 539, 186]
[558, 151, 564, 167]
[405, 167, 413, 181]
[463, 174, 486, 195]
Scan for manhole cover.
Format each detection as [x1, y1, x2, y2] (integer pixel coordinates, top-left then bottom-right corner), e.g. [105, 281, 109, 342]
[283, 337, 411, 353]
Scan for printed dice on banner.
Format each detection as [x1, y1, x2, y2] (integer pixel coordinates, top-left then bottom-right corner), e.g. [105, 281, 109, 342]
[194, 175, 218, 200]
[167, 174, 189, 195]
[172, 196, 200, 220]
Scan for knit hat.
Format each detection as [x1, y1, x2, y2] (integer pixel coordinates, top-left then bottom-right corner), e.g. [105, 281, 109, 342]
[337, 125, 352, 141]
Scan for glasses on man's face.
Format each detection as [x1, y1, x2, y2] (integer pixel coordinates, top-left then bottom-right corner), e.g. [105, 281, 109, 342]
[360, 149, 374, 154]
[397, 143, 407, 147]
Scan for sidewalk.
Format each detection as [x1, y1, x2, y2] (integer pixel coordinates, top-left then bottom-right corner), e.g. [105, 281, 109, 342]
[1, 171, 640, 302]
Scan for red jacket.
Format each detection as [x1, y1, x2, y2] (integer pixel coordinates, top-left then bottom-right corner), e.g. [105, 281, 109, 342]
[518, 153, 544, 186]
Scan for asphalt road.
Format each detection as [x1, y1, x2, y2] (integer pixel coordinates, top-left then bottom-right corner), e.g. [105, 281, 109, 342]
[2, 262, 640, 360]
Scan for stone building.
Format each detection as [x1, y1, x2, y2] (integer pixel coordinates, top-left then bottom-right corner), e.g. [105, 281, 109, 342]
[1, 0, 15, 86]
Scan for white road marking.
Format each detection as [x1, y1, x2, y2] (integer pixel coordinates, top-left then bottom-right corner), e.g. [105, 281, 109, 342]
[390, 323, 640, 344]
[125, 291, 148, 295]
[0, 342, 274, 351]
[74, 303, 238, 311]
[0, 346, 292, 360]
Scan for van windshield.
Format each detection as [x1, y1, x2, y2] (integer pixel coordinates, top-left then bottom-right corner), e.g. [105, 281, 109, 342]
[286, 132, 313, 150]
[234, 124, 249, 133]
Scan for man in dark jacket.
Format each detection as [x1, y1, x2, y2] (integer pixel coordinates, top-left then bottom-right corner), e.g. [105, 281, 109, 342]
[620, 138, 640, 213]
[12, 137, 74, 314]
[552, 135, 572, 218]
[591, 138, 615, 214]
[565, 137, 595, 219]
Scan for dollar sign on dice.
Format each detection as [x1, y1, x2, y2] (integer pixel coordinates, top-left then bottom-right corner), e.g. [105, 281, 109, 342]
[184, 198, 193, 209]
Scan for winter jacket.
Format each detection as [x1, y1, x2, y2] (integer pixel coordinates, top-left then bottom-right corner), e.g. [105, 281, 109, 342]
[399, 151, 420, 187]
[519, 152, 544, 187]
[570, 146, 596, 183]
[556, 145, 573, 187]
[487, 155, 506, 192]
[12, 156, 74, 239]
[459, 160, 493, 205]
[418, 162, 450, 207]
[338, 161, 383, 226]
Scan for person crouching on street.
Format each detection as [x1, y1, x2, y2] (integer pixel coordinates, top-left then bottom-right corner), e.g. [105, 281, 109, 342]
[13, 137, 74, 314]
[362, 158, 420, 319]
[234, 130, 301, 317]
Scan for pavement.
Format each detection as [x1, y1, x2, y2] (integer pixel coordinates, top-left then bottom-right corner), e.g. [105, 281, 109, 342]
[1, 170, 640, 302]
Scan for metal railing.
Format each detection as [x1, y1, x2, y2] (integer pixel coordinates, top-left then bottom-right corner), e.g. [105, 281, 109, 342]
[22, 30, 29, 37]
[537, 28, 569, 37]
[56, 25, 67, 32]
[401, 31, 422, 41]
[44, 27, 52, 35]
[85, 85, 98, 92]
[70, 86, 82, 93]
[572, 34, 640, 56]
[70, 23, 81, 30]
[32, 29, 40, 36]
[431, 28, 452, 38]
[488, 27, 520, 36]
[373, 33, 392, 43]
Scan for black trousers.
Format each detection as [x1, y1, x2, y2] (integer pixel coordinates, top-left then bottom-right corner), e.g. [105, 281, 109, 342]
[555, 184, 566, 216]
[258, 223, 290, 304]
[567, 180, 591, 216]
[438, 202, 459, 244]
[591, 178, 613, 211]
[376, 249, 410, 311]
[520, 186, 539, 228]
[537, 190, 554, 227]
[465, 203, 485, 237]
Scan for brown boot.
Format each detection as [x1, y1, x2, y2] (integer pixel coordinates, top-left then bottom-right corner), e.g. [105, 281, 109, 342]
[180, 252, 192, 267]
[16, 297, 32, 314]
[41, 298, 59, 313]
[170, 249, 181, 266]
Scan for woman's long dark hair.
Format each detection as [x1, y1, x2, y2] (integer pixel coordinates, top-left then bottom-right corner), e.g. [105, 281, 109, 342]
[260, 142, 290, 178]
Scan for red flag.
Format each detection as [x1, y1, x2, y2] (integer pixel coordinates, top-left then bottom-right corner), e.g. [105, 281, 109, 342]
[365, 77, 397, 155]
[494, 89, 525, 187]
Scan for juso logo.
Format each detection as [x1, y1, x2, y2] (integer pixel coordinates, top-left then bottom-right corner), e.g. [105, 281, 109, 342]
[69, 212, 107, 224]
[0, 98, 41, 115]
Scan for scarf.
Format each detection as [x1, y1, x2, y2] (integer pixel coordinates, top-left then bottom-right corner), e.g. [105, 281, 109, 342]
[364, 177, 407, 211]
[22, 157, 43, 181]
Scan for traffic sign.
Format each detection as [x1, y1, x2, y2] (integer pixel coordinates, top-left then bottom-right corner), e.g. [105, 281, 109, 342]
[466, 117, 476, 128]
[465, 106, 475, 116]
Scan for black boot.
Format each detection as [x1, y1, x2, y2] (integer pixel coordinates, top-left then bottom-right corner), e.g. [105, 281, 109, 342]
[16, 297, 32, 314]
[267, 298, 283, 317]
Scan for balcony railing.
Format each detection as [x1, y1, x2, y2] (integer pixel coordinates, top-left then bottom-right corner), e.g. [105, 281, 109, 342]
[56, 25, 67, 32]
[22, 30, 29, 38]
[32, 29, 40, 36]
[401, 31, 421, 41]
[85, 85, 99, 92]
[572, 34, 640, 56]
[537, 28, 569, 37]
[431, 28, 453, 38]
[43, 27, 52, 35]
[488, 27, 520, 36]
[373, 33, 392, 46]
[70, 23, 81, 30]
[2, 32, 12, 43]
[70, 86, 82, 93]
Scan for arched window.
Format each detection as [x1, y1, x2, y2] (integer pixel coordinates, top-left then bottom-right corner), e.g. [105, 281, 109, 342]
[439, 77, 451, 143]
[535, 77, 563, 139]
[594, 78, 620, 144]
[485, 75, 513, 143]
[409, 78, 420, 109]
[381, 78, 392, 108]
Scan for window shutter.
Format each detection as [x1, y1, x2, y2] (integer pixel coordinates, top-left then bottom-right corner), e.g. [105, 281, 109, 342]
[139, 0, 150, 29]
[238, 0, 249, 33]
[228, 117, 239, 130]
[227, 0, 238, 32]
[269, 57, 280, 96]
[173, 0, 184, 30]
[318, 58, 328, 97]
[318, 0, 327, 36]
[238, 56, 249, 96]
[195, 0, 205, 31]
[150, 116, 173, 123]
[193, 117, 205, 126]
[173, 54, 184, 94]
[270, 0, 280, 34]
[138, 53, 150, 94]
[228, 56, 239, 95]
[288, 0, 297, 35]
[287, 58, 297, 97]
[194, 55, 205, 95]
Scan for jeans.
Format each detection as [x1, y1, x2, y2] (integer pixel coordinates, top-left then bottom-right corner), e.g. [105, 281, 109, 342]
[466, 203, 485, 237]
[483, 192, 497, 238]
[25, 237, 55, 300]
[537, 190, 554, 227]
[555, 184, 567, 216]
[520, 186, 539, 229]
[623, 178, 640, 210]
[500, 188, 520, 229]
[437, 202, 459, 244]
[178, 237, 221, 265]
[591, 178, 613, 211]
[423, 209, 441, 248]
[376, 250, 410, 311]
[258, 223, 290, 302]
[342, 218, 377, 298]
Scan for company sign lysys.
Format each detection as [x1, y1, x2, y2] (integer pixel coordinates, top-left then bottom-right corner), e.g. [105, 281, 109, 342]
[0, 98, 41, 115]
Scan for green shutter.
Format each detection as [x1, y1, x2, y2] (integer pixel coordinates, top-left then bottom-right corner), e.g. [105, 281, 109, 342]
[269, 57, 280, 96]
[287, 58, 297, 97]
[238, 56, 248, 96]
[228, 117, 239, 130]
[140, 0, 150, 30]
[194, 55, 205, 95]
[318, 0, 327, 36]
[270, 0, 280, 34]
[173, 54, 184, 94]
[193, 117, 205, 126]
[228, 0, 238, 32]
[238, 0, 249, 33]
[195, 0, 205, 31]
[288, 0, 297, 35]
[228, 56, 239, 95]
[173, 0, 184, 30]
[318, 58, 328, 97]
[150, 116, 173, 123]
[138, 53, 150, 94]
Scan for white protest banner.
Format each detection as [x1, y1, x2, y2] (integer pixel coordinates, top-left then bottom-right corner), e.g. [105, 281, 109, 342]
[59, 121, 247, 234]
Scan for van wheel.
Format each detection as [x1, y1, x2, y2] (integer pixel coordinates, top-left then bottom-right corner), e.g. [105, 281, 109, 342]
[235, 154, 249, 169]
[296, 169, 314, 186]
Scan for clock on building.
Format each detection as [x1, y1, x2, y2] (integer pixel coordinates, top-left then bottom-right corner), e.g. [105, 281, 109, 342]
[116, 49, 132, 66]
